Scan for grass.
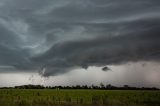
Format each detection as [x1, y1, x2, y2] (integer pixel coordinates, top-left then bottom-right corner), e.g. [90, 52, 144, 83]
[0, 89, 160, 106]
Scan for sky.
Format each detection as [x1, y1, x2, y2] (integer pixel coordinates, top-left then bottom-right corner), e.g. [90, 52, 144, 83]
[0, 0, 160, 87]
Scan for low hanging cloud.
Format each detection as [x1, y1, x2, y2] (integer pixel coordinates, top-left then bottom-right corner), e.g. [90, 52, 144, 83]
[32, 20, 160, 76]
[0, 0, 160, 76]
[102, 66, 111, 72]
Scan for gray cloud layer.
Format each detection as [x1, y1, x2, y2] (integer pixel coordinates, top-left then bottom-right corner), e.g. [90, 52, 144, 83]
[0, 0, 160, 76]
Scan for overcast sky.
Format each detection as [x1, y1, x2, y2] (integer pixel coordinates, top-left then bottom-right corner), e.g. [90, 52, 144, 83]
[0, 0, 160, 87]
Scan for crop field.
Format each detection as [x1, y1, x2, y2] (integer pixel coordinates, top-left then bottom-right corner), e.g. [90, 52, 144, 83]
[0, 89, 160, 106]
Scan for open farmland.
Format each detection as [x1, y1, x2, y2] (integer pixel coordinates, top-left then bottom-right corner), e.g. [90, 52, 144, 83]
[0, 89, 160, 106]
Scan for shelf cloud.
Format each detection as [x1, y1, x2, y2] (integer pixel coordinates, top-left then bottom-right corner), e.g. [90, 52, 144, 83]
[0, 0, 160, 76]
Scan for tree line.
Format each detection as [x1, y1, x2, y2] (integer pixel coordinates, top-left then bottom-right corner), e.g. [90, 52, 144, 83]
[0, 83, 159, 90]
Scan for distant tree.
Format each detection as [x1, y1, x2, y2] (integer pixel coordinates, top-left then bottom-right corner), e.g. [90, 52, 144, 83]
[123, 85, 129, 89]
[106, 84, 112, 89]
[100, 83, 105, 89]
[76, 85, 81, 89]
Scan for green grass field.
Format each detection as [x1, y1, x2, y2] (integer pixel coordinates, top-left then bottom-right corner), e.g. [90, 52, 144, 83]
[0, 89, 160, 106]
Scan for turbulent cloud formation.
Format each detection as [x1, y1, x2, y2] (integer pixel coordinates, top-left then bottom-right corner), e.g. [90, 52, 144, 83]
[0, 0, 160, 76]
[102, 66, 111, 71]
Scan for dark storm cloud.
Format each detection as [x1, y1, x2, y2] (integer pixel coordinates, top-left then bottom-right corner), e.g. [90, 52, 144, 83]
[0, 20, 33, 70]
[0, 0, 160, 76]
[32, 18, 160, 76]
[102, 66, 111, 71]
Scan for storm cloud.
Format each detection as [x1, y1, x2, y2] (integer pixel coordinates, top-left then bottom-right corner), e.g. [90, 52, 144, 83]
[0, 0, 160, 76]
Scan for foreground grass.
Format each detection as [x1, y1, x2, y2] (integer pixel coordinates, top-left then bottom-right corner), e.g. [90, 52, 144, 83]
[0, 89, 160, 106]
